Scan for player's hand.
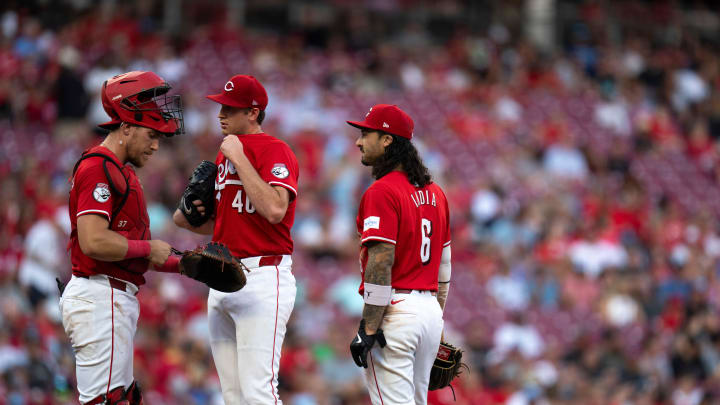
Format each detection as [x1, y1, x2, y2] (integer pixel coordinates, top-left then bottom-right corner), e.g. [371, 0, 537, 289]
[192, 199, 206, 214]
[350, 319, 387, 368]
[220, 135, 244, 161]
[147, 240, 172, 267]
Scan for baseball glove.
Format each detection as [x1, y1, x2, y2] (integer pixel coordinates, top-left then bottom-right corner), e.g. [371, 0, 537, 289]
[179, 160, 217, 227]
[428, 341, 468, 391]
[175, 242, 248, 292]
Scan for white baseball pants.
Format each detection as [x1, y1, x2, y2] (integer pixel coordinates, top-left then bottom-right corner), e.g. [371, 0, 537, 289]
[364, 290, 444, 405]
[60, 275, 139, 404]
[208, 255, 296, 405]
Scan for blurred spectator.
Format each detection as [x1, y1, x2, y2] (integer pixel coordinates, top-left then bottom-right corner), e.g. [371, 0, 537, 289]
[568, 220, 628, 279]
[18, 206, 70, 309]
[490, 312, 545, 361]
[541, 128, 589, 180]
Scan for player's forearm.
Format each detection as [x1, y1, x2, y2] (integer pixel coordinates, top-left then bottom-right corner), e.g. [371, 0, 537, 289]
[172, 209, 215, 235]
[437, 245, 452, 312]
[362, 304, 387, 334]
[229, 154, 288, 223]
[437, 282, 449, 312]
[79, 227, 138, 261]
[362, 242, 395, 334]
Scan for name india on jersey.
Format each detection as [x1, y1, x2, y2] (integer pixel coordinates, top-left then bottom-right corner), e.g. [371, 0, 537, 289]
[410, 189, 437, 208]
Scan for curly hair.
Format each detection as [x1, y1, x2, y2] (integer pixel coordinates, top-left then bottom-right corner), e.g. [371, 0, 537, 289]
[372, 133, 432, 188]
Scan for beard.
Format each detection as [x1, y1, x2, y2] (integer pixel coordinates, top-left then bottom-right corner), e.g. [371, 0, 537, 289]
[360, 149, 378, 166]
[127, 151, 145, 167]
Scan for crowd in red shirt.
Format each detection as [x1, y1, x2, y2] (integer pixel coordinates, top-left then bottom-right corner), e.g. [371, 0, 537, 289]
[2, 1, 720, 404]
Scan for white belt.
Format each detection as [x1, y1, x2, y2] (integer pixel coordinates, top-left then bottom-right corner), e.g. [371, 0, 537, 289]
[239, 254, 292, 269]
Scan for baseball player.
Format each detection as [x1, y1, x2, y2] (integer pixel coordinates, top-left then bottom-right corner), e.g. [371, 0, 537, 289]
[61, 71, 185, 404]
[173, 74, 299, 405]
[347, 104, 452, 404]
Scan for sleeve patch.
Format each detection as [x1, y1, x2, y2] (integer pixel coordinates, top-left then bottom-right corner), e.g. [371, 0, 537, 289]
[271, 163, 289, 179]
[93, 183, 111, 203]
[363, 216, 380, 231]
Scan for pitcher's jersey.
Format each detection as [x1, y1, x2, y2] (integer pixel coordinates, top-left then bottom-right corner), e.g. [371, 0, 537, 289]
[68, 146, 150, 286]
[213, 133, 299, 258]
[356, 171, 450, 294]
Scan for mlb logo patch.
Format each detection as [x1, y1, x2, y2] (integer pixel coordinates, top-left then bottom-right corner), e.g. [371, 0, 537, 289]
[363, 216, 380, 231]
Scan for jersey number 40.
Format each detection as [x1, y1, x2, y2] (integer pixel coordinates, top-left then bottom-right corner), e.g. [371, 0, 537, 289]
[232, 190, 256, 213]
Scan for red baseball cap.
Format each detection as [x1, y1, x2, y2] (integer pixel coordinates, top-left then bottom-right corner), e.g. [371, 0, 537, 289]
[206, 75, 268, 110]
[347, 104, 414, 139]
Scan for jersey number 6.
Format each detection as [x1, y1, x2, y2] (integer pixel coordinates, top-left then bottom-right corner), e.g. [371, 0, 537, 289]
[421, 218, 432, 265]
[232, 190, 256, 213]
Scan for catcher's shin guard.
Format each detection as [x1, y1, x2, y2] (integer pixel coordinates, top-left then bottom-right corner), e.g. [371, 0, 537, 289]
[125, 381, 144, 405]
[84, 386, 127, 404]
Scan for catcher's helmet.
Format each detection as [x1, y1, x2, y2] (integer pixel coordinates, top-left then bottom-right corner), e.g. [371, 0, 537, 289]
[99, 71, 184, 136]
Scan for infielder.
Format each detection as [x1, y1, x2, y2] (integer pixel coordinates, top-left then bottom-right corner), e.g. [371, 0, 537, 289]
[347, 104, 452, 404]
[62, 71, 184, 404]
[173, 74, 299, 405]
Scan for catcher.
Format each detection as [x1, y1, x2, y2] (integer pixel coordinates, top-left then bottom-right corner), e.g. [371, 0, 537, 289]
[61, 70, 183, 405]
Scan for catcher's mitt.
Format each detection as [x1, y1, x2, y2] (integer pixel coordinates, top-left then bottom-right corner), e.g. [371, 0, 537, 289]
[175, 242, 248, 292]
[179, 160, 217, 227]
[428, 341, 468, 391]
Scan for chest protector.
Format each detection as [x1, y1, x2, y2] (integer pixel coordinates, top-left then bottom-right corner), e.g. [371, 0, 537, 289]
[72, 152, 151, 273]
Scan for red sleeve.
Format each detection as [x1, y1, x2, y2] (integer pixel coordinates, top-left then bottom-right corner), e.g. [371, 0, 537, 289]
[75, 160, 114, 221]
[358, 184, 398, 246]
[258, 142, 299, 200]
[442, 188, 451, 247]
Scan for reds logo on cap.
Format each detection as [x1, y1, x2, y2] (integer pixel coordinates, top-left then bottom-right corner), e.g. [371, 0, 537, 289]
[347, 104, 415, 139]
[207, 75, 268, 110]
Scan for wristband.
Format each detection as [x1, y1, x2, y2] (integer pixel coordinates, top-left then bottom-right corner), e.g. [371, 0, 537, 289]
[155, 255, 180, 273]
[125, 240, 151, 259]
[363, 283, 392, 306]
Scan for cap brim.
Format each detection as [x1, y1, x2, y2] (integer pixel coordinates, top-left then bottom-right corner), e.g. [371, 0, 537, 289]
[206, 93, 261, 109]
[98, 118, 177, 135]
[347, 120, 379, 132]
[207, 93, 243, 107]
[98, 119, 122, 129]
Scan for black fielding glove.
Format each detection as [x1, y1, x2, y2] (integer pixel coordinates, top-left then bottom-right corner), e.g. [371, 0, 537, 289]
[178, 160, 217, 227]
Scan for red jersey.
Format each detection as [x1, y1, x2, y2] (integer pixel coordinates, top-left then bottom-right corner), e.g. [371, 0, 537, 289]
[68, 146, 151, 286]
[356, 171, 451, 293]
[213, 133, 299, 258]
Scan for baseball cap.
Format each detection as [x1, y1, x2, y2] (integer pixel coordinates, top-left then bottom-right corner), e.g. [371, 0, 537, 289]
[347, 104, 414, 139]
[206, 75, 268, 110]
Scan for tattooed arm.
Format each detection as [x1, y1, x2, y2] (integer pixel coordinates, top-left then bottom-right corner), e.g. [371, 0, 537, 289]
[362, 241, 395, 335]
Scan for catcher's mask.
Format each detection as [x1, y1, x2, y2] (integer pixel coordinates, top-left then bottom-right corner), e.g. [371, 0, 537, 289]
[99, 71, 184, 136]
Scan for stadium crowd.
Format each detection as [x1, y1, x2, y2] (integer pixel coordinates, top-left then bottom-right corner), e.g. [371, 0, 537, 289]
[2, 0, 720, 404]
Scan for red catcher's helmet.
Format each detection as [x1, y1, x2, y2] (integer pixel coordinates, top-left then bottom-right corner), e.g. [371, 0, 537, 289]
[99, 71, 184, 136]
